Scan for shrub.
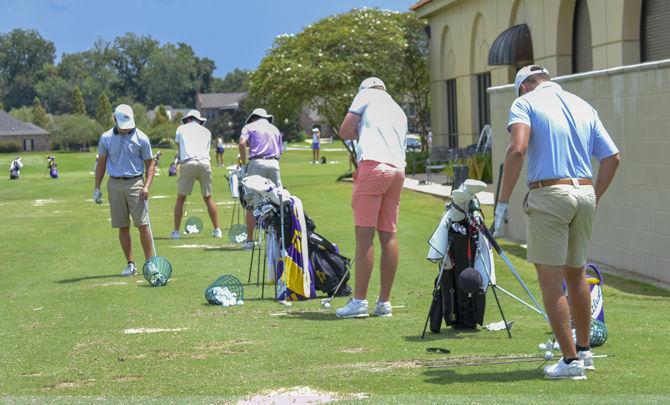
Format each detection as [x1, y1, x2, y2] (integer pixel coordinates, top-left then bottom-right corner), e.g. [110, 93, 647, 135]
[0, 141, 21, 153]
[48, 114, 103, 150]
[155, 138, 176, 149]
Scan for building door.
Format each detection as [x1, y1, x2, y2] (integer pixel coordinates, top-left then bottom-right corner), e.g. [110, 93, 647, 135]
[23, 138, 34, 151]
[641, 0, 670, 62]
[476, 73, 491, 135]
[572, 0, 593, 73]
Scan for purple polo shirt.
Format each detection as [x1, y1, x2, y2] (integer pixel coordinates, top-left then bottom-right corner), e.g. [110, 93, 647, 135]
[240, 119, 283, 159]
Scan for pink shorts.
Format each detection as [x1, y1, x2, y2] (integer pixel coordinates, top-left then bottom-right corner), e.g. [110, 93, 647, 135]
[352, 160, 405, 233]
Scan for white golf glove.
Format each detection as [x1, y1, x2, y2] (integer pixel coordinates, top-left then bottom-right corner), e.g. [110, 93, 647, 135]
[93, 188, 103, 205]
[492, 202, 509, 238]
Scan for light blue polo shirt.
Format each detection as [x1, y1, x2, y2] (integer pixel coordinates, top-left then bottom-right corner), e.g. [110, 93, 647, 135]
[508, 81, 618, 184]
[98, 128, 153, 177]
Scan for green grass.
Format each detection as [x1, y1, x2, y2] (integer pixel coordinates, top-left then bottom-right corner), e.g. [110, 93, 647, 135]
[1, 148, 669, 403]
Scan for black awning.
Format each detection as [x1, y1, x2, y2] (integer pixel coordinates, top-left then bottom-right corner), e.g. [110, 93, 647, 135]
[488, 24, 533, 66]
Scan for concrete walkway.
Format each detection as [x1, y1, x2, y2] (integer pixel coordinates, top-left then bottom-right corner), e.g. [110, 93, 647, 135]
[403, 177, 495, 205]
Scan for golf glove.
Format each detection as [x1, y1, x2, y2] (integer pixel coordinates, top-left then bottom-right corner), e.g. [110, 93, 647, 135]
[239, 165, 247, 179]
[93, 188, 103, 205]
[492, 202, 509, 238]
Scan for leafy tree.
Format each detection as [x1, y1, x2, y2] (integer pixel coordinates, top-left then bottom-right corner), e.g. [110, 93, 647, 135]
[72, 86, 87, 115]
[143, 43, 198, 107]
[209, 108, 247, 142]
[32, 97, 49, 128]
[95, 91, 113, 128]
[110, 33, 159, 103]
[35, 63, 74, 114]
[130, 103, 150, 130]
[153, 105, 169, 127]
[9, 106, 33, 123]
[0, 102, 4, 111]
[248, 9, 431, 163]
[0, 29, 56, 109]
[173, 111, 184, 123]
[146, 121, 178, 145]
[48, 114, 103, 149]
[211, 68, 250, 93]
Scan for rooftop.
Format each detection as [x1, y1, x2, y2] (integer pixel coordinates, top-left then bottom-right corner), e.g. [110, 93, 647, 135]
[197, 92, 247, 110]
[0, 111, 49, 137]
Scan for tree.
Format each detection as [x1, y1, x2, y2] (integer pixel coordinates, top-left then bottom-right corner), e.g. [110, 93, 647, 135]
[0, 102, 4, 111]
[72, 86, 87, 115]
[0, 29, 56, 109]
[248, 9, 431, 164]
[110, 33, 159, 103]
[211, 68, 250, 93]
[35, 64, 74, 114]
[142, 43, 198, 107]
[153, 105, 169, 127]
[48, 114, 103, 149]
[32, 97, 49, 129]
[95, 91, 113, 128]
[9, 106, 33, 123]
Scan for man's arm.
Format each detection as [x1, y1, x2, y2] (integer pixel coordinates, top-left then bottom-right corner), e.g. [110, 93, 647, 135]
[238, 138, 247, 165]
[142, 159, 156, 200]
[339, 112, 361, 140]
[594, 153, 620, 205]
[95, 153, 107, 189]
[498, 123, 531, 203]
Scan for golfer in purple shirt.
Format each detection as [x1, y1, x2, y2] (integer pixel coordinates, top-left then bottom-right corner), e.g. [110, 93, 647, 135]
[238, 108, 283, 249]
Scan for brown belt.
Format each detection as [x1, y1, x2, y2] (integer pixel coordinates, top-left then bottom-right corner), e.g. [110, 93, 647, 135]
[529, 178, 592, 190]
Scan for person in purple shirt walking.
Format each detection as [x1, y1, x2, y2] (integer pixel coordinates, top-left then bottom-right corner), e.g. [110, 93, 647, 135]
[238, 108, 283, 249]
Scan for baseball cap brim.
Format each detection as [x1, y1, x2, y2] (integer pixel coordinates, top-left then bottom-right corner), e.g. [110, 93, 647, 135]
[115, 112, 136, 130]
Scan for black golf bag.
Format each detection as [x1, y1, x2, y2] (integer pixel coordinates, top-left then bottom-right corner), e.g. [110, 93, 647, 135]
[308, 231, 352, 297]
[430, 224, 486, 331]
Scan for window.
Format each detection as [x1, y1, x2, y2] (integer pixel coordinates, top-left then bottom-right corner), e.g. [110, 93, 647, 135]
[476, 73, 491, 135]
[641, 0, 670, 62]
[446, 79, 458, 148]
[572, 0, 593, 73]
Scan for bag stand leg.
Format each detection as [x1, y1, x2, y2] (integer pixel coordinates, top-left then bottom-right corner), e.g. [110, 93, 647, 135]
[421, 256, 450, 339]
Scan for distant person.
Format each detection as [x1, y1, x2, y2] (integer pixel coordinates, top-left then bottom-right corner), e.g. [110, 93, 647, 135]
[311, 126, 321, 164]
[9, 156, 23, 180]
[47, 155, 58, 179]
[336, 77, 408, 318]
[494, 65, 620, 379]
[171, 110, 222, 239]
[93, 104, 156, 276]
[216, 137, 225, 167]
[238, 107, 283, 249]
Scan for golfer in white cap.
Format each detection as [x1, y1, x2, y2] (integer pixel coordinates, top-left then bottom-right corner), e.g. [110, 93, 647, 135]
[495, 65, 619, 379]
[94, 104, 156, 276]
[171, 109, 222, 239]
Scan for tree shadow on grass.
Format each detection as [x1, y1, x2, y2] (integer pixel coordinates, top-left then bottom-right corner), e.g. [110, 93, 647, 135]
[423, 367, 541, 385]
[55, 274, 120, 284]
[279, 311, 347, 322]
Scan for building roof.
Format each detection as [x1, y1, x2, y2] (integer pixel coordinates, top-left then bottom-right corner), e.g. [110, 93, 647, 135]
[410, 0, 433, 11]
[197, 92, 247, 110]
[0, 110, 49, 137]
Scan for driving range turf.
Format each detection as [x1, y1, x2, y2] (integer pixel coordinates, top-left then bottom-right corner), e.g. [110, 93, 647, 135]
[1, 147, 669, 403]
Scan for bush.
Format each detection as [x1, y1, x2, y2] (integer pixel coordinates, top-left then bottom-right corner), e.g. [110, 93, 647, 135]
[145, 122, 178, 145]
[405, 150, 429, 174]
[48, 114, 103, 150]
[0, 141, 21, 153]
[155, 138, 176, 149]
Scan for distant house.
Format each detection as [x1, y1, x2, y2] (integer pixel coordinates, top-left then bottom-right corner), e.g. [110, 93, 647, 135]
[147, 105, 191, 123]
[299, 106, 334, 139]
[0, 111, 50, 151]
[195, 92, 247, 121]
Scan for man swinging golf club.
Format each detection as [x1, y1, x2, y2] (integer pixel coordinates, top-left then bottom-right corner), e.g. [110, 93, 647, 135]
[336, 77, 408, 318]
[171, 109, 222, 239]
[93, 104, 156, 276]
[494, 66, 620, 379]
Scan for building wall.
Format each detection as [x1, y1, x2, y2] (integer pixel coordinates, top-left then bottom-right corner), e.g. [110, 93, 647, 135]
[415, 0, 644, 149]
[489, 60, 670, 285]
[0, 134, 50, 151]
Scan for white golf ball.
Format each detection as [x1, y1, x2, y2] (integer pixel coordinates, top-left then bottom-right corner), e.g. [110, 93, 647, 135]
[323, 302, 331, 309]
[544, 350, 554, 360]
[553, 341, 561, 351]
[538, 343, 547, 351]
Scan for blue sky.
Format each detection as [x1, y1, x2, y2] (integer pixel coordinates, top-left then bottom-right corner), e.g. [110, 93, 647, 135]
[0, 0, 416, 76]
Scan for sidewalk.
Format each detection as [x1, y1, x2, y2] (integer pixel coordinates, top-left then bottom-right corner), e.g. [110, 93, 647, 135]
[403, 175, 495, 205]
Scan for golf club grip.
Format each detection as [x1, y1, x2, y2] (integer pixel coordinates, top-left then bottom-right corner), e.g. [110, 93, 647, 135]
[479, 223, 503, 254]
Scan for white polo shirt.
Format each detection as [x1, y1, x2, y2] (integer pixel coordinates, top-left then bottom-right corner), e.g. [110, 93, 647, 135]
[175, 122, 211, 162]
[348, 88, 407, 169]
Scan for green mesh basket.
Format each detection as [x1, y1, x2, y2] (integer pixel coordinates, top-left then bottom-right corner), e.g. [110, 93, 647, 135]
[142, 256, 173, 286]
[205, 275, 244, 305]
[184, 217, 204, 234]
[228, 224, 247, 244]
[590, 319, 608, 347]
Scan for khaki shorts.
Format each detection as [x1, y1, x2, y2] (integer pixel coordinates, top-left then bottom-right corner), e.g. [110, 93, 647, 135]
[107, 177, 149, 228]
[247, 159, 282, 187]
[178, 160, 212, 196]
[524, 184, 596, 267]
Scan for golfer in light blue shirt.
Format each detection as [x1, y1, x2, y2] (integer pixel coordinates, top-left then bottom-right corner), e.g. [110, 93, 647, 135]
[93, 104, 156, 277]
[494, 66, 620, 379]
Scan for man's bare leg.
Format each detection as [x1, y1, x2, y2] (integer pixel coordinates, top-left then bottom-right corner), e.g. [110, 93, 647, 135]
[354, 226, 376, 300]
[535, 264, 578, 359]
[203, 195, 219, 229]
[119, 227, 133, 262]
[564, 265, 591, 349]
[378, 231, 399, 302]
[138, 224, 153, 261]
[173, 194, 187, 231]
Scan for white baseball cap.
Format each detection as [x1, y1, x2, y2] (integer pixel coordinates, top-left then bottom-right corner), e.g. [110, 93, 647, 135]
[358, 77, 386, 92]
[514, 65, 550, 96]
[114, 104, 136, 130]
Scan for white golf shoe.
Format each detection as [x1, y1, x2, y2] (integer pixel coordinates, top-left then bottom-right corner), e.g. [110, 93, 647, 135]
[171, 230, 180, 240]
[122, 262, 137, 277]
[578, 350, 594, 371]
[544, 358, 586, 380]
[212, 228, 223, 238]
[335, 299, 369, 318]
[373, 300, 393, 317]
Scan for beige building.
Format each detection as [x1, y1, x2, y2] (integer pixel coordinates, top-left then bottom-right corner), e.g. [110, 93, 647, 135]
[413, 0, 670, 286]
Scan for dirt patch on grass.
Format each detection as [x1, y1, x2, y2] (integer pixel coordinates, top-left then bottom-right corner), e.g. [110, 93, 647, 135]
[123, 327, 187, 334]
[112, 375, 142, 382]
[335, 360, 423, 373]
[21, 372, 43, 377]
[40, 379, 95, 391]
[238, 386, 369, 404]
[338, 347, 371, 354]
[92, 281, 128, 287]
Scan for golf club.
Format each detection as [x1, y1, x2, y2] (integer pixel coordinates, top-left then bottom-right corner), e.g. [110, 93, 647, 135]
[320, 258, 355, 309]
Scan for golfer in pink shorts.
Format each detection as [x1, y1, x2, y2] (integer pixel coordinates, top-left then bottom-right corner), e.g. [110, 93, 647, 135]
[337, 77, 408, 318]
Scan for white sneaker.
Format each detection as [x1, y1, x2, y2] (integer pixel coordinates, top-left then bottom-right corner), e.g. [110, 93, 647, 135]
[335, 299, 369, 318]
[578, 350, 594, 371]
[242, 240, 256, 250]
[544, 358, 586, 380]
[171, 230, 180, 240]
[121, 262, 137, 277]
[212, 228, 223, 238]
[373, 300, 393, 317]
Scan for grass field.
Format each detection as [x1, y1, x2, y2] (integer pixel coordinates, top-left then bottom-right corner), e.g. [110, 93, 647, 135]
[1, 147, 669, 403]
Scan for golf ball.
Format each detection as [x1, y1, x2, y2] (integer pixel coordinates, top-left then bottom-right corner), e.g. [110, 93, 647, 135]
[323, 302, 331, 309]
[544, 351, 554, 360]
[538, 343, 547, 351]
[553, 341, 561, 351]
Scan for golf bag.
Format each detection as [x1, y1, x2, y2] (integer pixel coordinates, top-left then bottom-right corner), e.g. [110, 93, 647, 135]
[168, 163, 177, 176]
[430, 224, 486, 331]
[49, 165, 59, 179]
[308, 231, 352, 297]
[9, 159, 22, 180]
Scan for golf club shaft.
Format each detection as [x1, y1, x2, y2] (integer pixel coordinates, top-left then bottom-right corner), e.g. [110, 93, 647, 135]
[498, 252, 547, 319]
[421, 255, 450, 339]
[144, 199, 157, 257]
[325, 258, 354, 304]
